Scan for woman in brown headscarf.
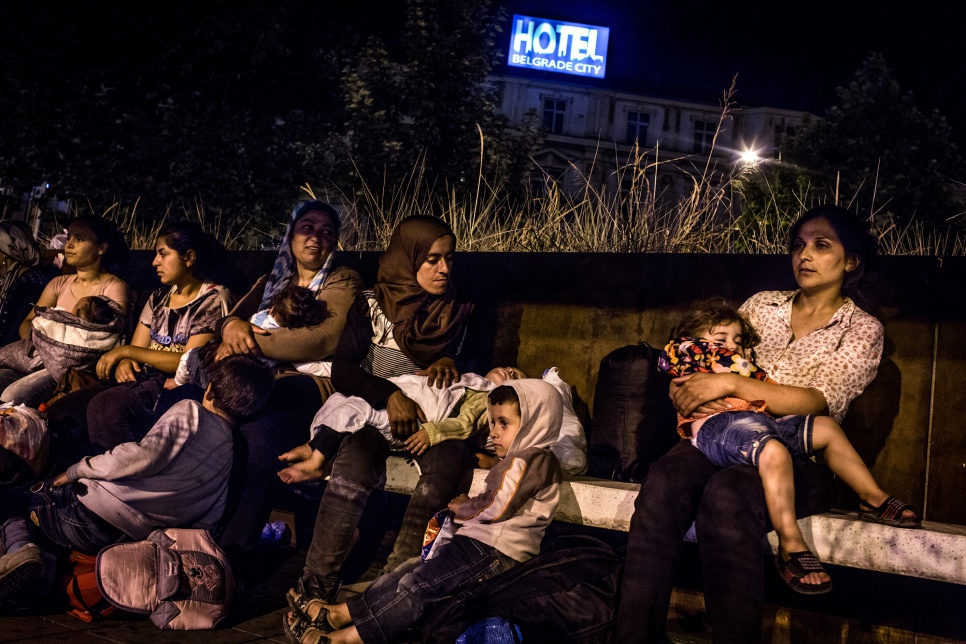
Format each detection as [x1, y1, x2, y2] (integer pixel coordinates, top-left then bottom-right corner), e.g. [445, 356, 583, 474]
[288, 215, 477, 607]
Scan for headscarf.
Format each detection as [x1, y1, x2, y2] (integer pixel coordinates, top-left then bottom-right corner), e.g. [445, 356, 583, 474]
[0, 221, 43, 305]
[250, 201, 339, 327]
[374, 215, 474, 366]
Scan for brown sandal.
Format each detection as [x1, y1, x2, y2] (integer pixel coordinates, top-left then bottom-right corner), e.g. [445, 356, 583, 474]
[774, 550, 833, 595]
[858, 496, 921, 528]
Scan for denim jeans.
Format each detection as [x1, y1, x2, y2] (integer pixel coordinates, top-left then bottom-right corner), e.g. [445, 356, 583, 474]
[0, 479, 124, 557]
[0, 368, 56, 406]
[694, 412, 814, 468]
[615, 440, 834, 644]
[347, 535, 517, 644]
[0, 368, 23, 394]
[303, 426, 474, 584]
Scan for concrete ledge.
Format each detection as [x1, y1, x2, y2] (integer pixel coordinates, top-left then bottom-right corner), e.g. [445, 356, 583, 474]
[384, 455, 966, 586]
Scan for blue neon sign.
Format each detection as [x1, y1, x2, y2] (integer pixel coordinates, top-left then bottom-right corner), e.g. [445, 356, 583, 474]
[507, 15, 609, 79]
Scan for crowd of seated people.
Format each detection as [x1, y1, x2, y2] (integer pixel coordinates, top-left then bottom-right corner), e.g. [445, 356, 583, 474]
[0, 204, 919, 644]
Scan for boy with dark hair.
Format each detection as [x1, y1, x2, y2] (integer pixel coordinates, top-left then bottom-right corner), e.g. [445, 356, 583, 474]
[0, 354, 273, 601]
[283, 379, 563, 644]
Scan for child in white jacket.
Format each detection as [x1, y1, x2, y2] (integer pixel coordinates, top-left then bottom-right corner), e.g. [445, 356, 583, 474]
[283, 378, 563, 644]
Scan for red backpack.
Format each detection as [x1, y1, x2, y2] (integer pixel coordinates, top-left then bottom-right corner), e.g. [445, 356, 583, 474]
[59, 550, 116, 622]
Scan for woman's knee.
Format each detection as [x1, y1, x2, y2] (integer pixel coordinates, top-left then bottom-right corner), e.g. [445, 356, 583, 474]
[697, 466, 767, 536]
[86, 386, 142, 448]
[415, 440, 472, 478]
[1, 370, 54, 405]
[329, 427, 389, 486]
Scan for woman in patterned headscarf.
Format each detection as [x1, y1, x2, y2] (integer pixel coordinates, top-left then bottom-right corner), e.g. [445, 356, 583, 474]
[0, 221, 56, 348]
[210, 200, 363, 570]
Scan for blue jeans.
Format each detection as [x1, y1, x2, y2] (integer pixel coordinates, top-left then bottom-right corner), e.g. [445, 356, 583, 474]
[693, 411, 814, 468]
[347, 535, 517, 644]
[615, 440, 834, 643]
[27, 479, 125, 555]
[0, 479, 124, 557]
[0, 368, 57, 406]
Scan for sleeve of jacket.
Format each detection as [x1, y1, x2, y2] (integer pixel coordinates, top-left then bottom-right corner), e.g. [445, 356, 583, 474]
[65, 403, 197, 482]
[422, 389, 488, 446]
[454, 449, 560, 524]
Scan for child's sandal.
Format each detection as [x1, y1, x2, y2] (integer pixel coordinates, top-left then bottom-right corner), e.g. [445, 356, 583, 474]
[774, 550, 833, 595]
[858, 496, 922, 528]
[283, 613, 331, 644]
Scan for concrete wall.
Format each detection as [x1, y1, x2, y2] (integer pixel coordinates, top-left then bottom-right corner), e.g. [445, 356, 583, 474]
[127, 250, 960, 523]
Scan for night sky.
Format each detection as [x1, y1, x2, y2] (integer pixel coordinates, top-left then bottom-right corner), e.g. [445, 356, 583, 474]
[340, 0, 965, 142]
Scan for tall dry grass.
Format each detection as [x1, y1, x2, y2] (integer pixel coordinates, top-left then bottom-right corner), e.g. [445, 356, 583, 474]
[49, 86, 964, 256]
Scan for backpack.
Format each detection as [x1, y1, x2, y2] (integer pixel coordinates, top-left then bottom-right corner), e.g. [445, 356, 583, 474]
[0, 403, 48, 476]
[587, 342, 678, 482]
[59, 550, 116, 622]
[95, 528, 234, 630]
[419, 536, 623, 644]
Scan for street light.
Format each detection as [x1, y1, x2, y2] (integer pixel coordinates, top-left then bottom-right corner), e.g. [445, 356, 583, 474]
[738, 148, 761, 164]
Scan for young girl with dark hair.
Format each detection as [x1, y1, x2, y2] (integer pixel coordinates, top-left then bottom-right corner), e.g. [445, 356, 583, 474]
[44, 221, 234, 460]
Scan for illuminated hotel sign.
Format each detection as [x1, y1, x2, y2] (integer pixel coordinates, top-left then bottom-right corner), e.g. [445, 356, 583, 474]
[508, 15, 609, 79]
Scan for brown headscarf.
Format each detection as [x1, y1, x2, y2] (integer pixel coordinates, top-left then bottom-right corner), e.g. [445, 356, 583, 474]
[374, 215, 474, 366]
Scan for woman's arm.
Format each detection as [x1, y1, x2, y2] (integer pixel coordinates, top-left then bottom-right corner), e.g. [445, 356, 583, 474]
[214, 275, 269, 359]
[253, 267, 364, 362]
[330, 294, 402, 405]
[18, 279, 58, 339]
[102, 333, 216, 381]
[670, 372, 828, 418]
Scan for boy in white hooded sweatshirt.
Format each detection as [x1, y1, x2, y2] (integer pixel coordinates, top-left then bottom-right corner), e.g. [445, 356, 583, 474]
[283, 378, 563, 644]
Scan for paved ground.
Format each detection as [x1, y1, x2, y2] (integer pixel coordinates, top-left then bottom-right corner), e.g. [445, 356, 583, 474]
[4, 514, 966, 643]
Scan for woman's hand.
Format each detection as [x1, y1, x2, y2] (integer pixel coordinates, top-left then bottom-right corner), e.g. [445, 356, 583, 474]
[96, 346, 136, 381]
[418, 357, 460, 389]
[669, 373, 736, 418]
[216, 318, 268, 361]
[387, 390, 427, 438]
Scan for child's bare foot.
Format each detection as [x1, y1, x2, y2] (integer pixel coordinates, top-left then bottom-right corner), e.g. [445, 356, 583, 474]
[279, 443, 313, 464]
[279, 449, 326, 484]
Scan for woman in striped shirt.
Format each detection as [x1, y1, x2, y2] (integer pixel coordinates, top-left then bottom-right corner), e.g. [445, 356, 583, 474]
[292, 215, 476, 606]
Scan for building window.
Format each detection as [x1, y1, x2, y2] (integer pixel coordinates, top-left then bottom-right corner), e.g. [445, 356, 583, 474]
[626, 111, 650, 145]
[543, 99, 566, 135]
[693, 119, 716, 154]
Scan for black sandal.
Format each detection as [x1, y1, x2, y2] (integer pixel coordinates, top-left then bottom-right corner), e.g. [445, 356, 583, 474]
[858, 496, 922, 528]
[286, 578, 335, 633]
[774, 549, 833, 595]
[283, 613, 331, 644]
